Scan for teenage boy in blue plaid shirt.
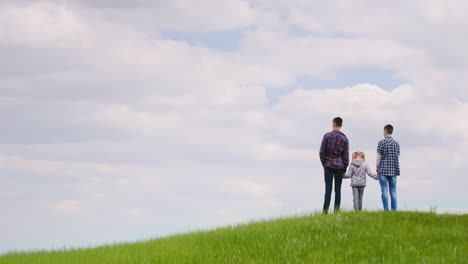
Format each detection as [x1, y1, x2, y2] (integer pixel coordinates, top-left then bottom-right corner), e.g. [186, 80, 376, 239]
[377, 124, 400, 211]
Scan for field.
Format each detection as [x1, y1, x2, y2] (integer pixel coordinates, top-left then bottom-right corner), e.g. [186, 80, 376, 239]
[1, 211, 466, 263]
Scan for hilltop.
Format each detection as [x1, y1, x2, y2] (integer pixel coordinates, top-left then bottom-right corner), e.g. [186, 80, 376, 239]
[1, 211, 466, 263]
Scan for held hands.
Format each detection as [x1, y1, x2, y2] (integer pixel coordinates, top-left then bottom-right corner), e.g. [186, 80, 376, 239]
[342, 168, 350, 179]
[374, 167, 380, 180]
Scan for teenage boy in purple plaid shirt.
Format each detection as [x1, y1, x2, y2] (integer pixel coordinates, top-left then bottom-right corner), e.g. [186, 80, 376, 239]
[319, 117, 349, 214]
[377, 124, 400, 211]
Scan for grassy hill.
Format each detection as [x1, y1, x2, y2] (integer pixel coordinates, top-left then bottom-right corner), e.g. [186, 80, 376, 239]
[1, 211, 466, 263]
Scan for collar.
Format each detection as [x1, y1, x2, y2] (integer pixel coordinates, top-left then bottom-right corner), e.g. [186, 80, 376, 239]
[332, 129, 344, 135]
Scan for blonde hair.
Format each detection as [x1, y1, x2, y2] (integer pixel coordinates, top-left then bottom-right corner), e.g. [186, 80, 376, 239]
[352, 151, 366, 161]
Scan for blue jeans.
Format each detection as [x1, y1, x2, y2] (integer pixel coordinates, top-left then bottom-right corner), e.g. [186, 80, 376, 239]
[323, 167, 343, 213]
[379, 174, 397, 211]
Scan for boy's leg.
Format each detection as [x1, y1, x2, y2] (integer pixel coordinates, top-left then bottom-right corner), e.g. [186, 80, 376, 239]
[322, 167, 334, 213]
[352, 187, 359, 211]
[379, 174, 389, 211]
[334, 169, 343, 212]
[359, 187, 365, 210]
[388, 176, 398, 211]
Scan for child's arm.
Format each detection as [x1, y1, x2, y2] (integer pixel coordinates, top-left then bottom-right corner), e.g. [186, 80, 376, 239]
[376, 140, 383, 173]
[366, 163, 378, 180]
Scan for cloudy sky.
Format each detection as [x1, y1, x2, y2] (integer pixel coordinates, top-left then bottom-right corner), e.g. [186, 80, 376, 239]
[1, 0, 467, 253]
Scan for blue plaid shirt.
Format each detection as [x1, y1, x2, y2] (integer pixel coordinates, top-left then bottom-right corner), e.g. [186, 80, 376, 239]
[377, 136, 400, 176]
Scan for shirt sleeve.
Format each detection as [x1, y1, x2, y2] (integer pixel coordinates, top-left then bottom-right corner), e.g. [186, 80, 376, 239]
[376, 152, 381, 171]
[319, 134, 328, 167]
[377, 140, 383, 154]
[376, 140, 383, 170]
[342, 138, 349, 169]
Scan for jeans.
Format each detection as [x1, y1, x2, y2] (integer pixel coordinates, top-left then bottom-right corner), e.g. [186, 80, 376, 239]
[379, 174, 397, 211]
[323, 167, 343, 213]
[352, 186, 365, 211]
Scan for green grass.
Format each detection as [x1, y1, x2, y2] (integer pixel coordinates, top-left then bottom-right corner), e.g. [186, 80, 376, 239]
[1, 211, 466, 263]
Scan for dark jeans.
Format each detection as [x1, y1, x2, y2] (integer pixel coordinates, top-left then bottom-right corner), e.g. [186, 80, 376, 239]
[323, 167, 343, 213]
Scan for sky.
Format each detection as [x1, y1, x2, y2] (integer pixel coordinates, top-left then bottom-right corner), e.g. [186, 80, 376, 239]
[1, 0, 467, 253]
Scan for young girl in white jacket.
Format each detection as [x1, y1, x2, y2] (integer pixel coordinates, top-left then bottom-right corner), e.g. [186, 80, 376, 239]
[343, 151, 378, 211]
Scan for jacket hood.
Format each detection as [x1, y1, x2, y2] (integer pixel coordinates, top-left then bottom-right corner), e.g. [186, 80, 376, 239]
[351, 159, 365, 168]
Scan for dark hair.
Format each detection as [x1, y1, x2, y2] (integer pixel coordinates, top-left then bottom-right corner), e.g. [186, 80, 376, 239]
[333, 117, 343, 127]
[384, 124, 394, 135]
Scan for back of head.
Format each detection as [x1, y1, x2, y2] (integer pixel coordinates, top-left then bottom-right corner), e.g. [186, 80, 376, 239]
[384, 124, 394, 135]
[333, 117, 343, 128]
[352, 151, 365, 161]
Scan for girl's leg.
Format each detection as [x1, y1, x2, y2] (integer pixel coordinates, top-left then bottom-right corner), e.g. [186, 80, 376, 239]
[359, 187, 365, 210]
[352, 187, 359, 211]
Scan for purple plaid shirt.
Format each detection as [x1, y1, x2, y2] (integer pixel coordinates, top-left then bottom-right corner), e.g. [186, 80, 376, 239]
[319, 130, 349, 170]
